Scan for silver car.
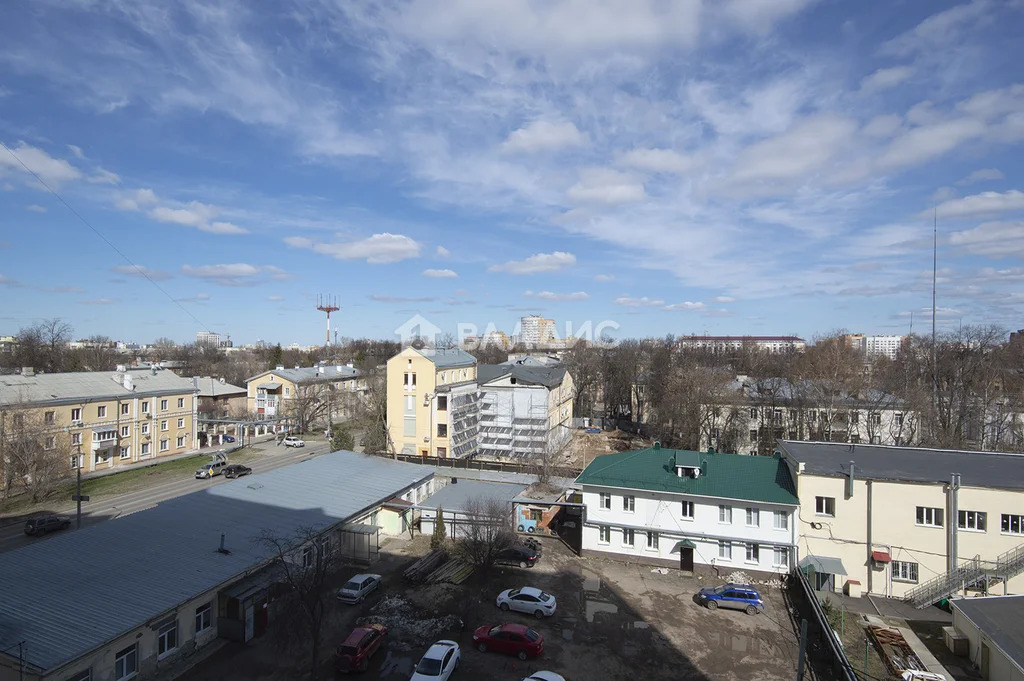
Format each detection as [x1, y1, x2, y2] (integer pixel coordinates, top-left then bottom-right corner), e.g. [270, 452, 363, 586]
[195, 461, 226, 479]
[337, 573, 381, 604]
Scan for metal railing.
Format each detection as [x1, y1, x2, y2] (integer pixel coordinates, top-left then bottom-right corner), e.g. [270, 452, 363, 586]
[905, 540, 1024, 608]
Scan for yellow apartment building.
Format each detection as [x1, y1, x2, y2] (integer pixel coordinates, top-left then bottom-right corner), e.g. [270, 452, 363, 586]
[386, 347, 479, 458]
[0, 366, 198, 477]
[780, 440, 1024, 604]
[246, 364, 366, 431]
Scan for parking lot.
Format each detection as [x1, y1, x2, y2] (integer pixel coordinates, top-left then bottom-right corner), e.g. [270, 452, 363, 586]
[182, 536, 816, 681]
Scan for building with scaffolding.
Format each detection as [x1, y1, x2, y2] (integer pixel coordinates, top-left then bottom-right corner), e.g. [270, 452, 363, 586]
[476, 361, 574, 460]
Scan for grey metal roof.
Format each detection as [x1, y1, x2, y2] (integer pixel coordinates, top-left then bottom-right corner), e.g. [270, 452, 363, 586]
[193, 377, 247, 398]
[412, 347, 477, 368]
[246, 365, 361, 385]
[0, 451, 432, 673]
[478, 364, 567, 388]
[780, 440, 1024, 490]
[419, 480, 527, 512]
[0, 369, 197, 407]
[799, 554, 848, 575]
[953, 595, 1024, 671]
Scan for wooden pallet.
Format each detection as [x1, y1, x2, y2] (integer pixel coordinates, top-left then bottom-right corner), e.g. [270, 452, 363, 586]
[404, 549, 446, 582]
[867, 625, 927, 677]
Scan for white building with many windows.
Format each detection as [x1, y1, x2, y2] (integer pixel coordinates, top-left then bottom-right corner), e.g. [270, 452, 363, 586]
[575, 445, 800, 575]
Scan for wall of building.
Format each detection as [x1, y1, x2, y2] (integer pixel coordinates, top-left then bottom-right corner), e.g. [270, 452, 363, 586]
[953, 607, 1024, 681]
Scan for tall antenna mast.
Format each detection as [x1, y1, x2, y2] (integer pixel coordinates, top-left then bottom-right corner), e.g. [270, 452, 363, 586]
[931, 208, 938, 436]
[316, 295, 341, 347]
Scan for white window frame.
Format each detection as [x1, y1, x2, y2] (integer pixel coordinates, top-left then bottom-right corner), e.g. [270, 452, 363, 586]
[598, 525, 610, 544]
[67, 669, 92, 681]
[45, 436, 56, 450]
[958, 510, 987, 532]
[97, 405, 106, 418]
[719, 505, 732, 524]
[178, 397, 185, 408]
[773, 511, 789, 530]
[623, 495, 635, 513]
[120, 425, 130, 437]
[160, 399, 168, 411]
[745, 543, 760, 564]
[161, 420, 168, 431]
[745, 508, 760, 527]
[177, 418, 185, 428]
[599, 492, 611, 510]
[141, 423, 149, 435]
[892, 560, 919, 583]
[121, 403, 129, 415]
[119, 446, 130, 459]
[718, 540, 732, 561]
[142, 401, 149, 413]
[815, 496, 835, 517]
[141, 442, 151, 456]
[646, 531, 658, 550]
[114, 643, 137, 681]
[916, 506, 943, 528]
[681, 500, 694, 520]
[195, 603, 212, 634]
[1002, 514, 1024, 536]
[159, 438, 169, 452]
[622, 527, 635, 547]
[157, 619, 178, 659]
[71, 432, 82, 446]
[71, 407, 82, 421]
[772, 546, 789, 568]
[177, 436, 185, 448]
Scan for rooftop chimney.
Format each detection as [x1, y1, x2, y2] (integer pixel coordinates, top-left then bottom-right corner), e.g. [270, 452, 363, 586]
[115, 364, 126, 373]
[276, 365, 285, 370]
[219, 377, 225, 384]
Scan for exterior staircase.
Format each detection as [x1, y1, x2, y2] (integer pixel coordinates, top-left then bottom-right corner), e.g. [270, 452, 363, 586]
[905, 542, 1024, 608]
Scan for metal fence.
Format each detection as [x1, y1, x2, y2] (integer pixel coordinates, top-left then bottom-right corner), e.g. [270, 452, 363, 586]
[391, 453, 581, 478]
[791, 567, 860, 681]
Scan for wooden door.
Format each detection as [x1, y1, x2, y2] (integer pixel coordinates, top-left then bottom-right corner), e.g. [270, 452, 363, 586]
[680, 547, 694, 571]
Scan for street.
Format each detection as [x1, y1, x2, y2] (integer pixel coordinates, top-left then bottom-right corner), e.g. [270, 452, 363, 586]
[0, 436, 336, 553]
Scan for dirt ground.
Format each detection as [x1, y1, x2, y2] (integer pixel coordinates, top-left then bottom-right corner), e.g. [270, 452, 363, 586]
[181, 535, 824, 681]
[555, 428, 653, 469]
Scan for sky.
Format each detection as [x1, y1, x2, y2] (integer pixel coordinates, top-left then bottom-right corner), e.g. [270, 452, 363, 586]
[1, 0, 1023, 347]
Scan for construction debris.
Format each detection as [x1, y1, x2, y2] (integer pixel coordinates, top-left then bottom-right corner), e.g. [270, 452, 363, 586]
[403, 549, 446, 582]
[868, 625, 929, 677]
[357, 596, 463, 651]
[425, 557, 475, 584]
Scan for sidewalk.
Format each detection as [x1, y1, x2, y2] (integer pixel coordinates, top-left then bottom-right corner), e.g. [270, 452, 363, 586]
[79, 435, 278, 481]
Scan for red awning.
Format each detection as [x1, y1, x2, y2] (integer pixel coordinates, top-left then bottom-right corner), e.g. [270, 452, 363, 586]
[871, 550, 891, 563]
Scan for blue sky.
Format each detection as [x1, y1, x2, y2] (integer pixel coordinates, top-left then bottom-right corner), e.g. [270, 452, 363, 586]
[1, 0, 1023, 346]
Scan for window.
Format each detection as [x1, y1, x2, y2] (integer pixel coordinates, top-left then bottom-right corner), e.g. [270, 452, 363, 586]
[437, 395, 447, 411]
[749, 429, 758, 442]
[177, 436, 185, 448]
[141, 423, 149, 435]
[892, 560, 919, 583]
[195, 603, 212, 634]
[71, 454, 81, 468]
[681, 500, 694, 520]
[719, 505, 732, 524]
[745, 543, 760, 564]
[302, 545, 314, 567]
[160, 439, 169, 452]
[142, 401, 149, 413]
[178, 397, 185, 408]
[622, 528, 635, 547]
[850, 411, 859, 424]
[598, 526, 610, 544]
[958, 510, 987, 532]
[120, 425, 130, 437]
[623, 495, 635, 512]
[773, 547, 789, 568]
[1002, 514, 1024, 535]
[718, 540, 732, 560]
[120, 446, 130, 459]
[774, 511, 789, 530]
[44, 410, 55, 424]
[94, 450, 111, 464]
[161, 420, 168, 431]
[160, 399, 168, 411]
[97, 405, 106, 418]
[141, 442, 150, 455]
[72, 432, 81, 446]
[815, 496, 835, 517]
[114, 644, 137, 681]
[869, 412, 881, 425]
[895, 413, 904, 426]
[71, 407, 82, 421]
[121, 403, 129, 415]
[436, 446, 447, 457]
[773, 409, 782, 423]
[68, 669, 92, 681]
[646, 531, 659, 550]
[749, 408, 757, 419]
[916, 506, 943, 527]
[437, 423, 448, 437]
[177, 418, 184, 428]
[745, 508, 760, 527]
[157, 619, 178, 658]
[404, 372, 417, 389]
[599, 492, 611, 510]
[45, 436, 56, 449]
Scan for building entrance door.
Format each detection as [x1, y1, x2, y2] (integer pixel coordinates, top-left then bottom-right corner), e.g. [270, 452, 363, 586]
[680, 547, 694, 572]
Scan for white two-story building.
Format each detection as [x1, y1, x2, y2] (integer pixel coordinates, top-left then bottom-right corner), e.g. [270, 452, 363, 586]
[576, 444, 800, 575]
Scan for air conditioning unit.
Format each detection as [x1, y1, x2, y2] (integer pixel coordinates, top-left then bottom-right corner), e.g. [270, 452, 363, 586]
[71, 420, 83, 427]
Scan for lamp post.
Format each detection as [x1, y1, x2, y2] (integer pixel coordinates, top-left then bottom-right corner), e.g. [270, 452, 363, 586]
[423, 392, 436, 458]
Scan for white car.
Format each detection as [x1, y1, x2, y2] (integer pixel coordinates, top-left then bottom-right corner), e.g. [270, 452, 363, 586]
[410, 640, 460, 681]
[496, 586, 557, 618]
[283, 436, 305, 447]
[523, 673, 566, 681]
[336, 573, 381, 604]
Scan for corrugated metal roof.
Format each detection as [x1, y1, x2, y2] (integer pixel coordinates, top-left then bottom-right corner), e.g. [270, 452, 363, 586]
[419, 480, 527, 512]
[246, 366, 361, 385]
[477, 364, 567, 388]
[780, 440, 1024, 490]
[0, 370, 196, 407]
[193, 378, 247, 398]
[411, 348, 476, 368]
[575, 448, 799, 505]
[0, 451, 432, 672]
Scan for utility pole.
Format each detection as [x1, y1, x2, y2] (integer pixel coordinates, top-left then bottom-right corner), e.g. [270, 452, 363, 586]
[931, 208, 938, 439]
[72, 450, 89, 529]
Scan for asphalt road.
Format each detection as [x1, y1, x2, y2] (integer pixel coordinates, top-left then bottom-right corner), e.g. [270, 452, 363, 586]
[0, 437, 335, 554]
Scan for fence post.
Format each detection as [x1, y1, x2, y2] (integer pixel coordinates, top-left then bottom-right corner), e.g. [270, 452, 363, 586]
[796, 618, 808, 681]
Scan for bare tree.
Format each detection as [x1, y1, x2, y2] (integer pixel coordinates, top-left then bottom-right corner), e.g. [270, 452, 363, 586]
[13, 318, 73, 373]
[0, 401, 70, 501]
[255, 526, 340, 681]
[453, 496, 517, 572]
[564, 341, 601, 417]
[358, 369, 393, 456]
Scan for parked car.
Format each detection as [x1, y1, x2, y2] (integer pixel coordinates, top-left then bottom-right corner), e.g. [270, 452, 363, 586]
[494, 545, 539, 569]
[222, 435, 236, 443]
[336, 573, 382, 604]
[283, 436, 305, 447]
[472, 623, 544, 660]
[223, 464, 252, 479]
[410, 640, 460, 681]
[24, 515, 71, 536]
[496, 587, 557, 618]
[696, 583, 765, 615]
[334, 623, 388, 674]
[523, 673, 566, 681]
[195, 460, 227, 479]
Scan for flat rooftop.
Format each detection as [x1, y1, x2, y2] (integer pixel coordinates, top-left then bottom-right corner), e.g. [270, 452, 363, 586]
[419, 480, 527, 511]
[953, 595, 1024, 672]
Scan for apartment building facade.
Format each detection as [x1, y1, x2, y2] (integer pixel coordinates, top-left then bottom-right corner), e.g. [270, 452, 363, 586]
[386, 347, 480, 458]
[577, 445, 799, 574]
[0, 366, 198, 475]
[518, 315, 557, 347]
[677, 335, 807, 354]
[780, 440, 1024, 601]
[865, 335, 904, 360]
[246, 364, 366, 430]
[476, 361, 574, 459]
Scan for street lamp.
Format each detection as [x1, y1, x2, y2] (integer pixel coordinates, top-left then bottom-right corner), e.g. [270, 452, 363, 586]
[423, 392, 436, 458]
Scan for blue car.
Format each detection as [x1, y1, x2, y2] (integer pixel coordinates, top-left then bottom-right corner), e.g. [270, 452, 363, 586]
[222, 435, 236, 443]
[697, 583, 764, 614]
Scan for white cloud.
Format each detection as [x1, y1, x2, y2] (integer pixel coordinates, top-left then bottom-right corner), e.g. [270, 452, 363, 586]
[713, 296, 735, 303]
[115, 188, 159, 211]
[730, 115, 857, 183]
[876, 118, 986, 169]
[25, 204, 47, 213]
[614, 295, 664, 307]
[267, 295, 285, 301]
[175, 293, 211, 303]
[285, 233, 422, 264]
[67, 144, 85, 159]
[79, 297, 117, 305]
[617, 148, 695, 174]
[111, 265, 172, 281]
[932, 190, 1024, 218]
[663, 301, 706, 311]
[957, 168, 1004, 185]
[88, 168, 120, 185]
[370, 294, 437, 303]
[594, 274, 615, 282]
[489, 251, 576, 274]
[500, 120, 587, 154]
[524, 290, 589, 301]
[422, 268, 458, 278]
[567, 168, 646, 204]
[931, 187, 957, 203]
[0, 142, 82, 185]
[860, 66, 914, 92]
[862, 114, 903, 138]
[436, 245, 451, 257]
[950, 221, 1024, 258]
[149, 203, 247, 234]
[180, 263, 289, 286]
[881, 0, 994, 57]
[717, 0, 819, 34]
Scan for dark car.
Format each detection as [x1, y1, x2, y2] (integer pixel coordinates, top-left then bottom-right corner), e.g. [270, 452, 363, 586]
[697, 583, 765, 615]
[222, 435, 236, 443]
[24, 515, 71, 536]
[473, 623, 544, 660]
[495, 545, 539, 569]
[223, 464, 252, 479]
[335, 623, 388, 673]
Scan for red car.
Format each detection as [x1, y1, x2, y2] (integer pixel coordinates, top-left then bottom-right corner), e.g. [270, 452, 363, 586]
[335, 623, 388, 673]
[472, 622, 544, 660]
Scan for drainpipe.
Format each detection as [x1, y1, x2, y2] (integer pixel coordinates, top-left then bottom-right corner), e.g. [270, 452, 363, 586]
[949, 473, 961, 574]
[866, 478, 873, 595]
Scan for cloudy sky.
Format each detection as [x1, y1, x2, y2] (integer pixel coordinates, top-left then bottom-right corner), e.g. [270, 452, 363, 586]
[1, 0, 1023, 346]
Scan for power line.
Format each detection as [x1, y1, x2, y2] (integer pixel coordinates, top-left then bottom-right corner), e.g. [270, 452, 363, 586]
[0, 139, 210, 332]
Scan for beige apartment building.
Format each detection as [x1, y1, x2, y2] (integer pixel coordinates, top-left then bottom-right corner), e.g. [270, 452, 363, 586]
[246, 364, 366, 431]
[476, 361, 574, 459]
[0, 366, 198, 476]
[780, 440, 1024, 604]
[386, 347, 479, 458]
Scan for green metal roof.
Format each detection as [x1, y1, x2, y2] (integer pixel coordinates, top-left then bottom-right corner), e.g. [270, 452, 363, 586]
[575, 447, 799, 506]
